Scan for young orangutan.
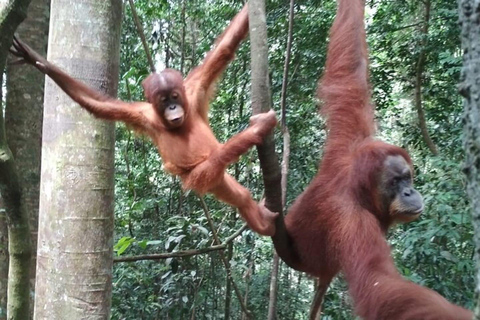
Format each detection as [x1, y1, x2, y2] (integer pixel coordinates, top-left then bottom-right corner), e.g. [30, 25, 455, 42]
[10, 4, 278, 236]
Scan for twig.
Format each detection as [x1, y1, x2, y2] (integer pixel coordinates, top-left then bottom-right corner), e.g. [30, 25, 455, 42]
[114, 224, 247, 263]
[190, 275, 205, 320]
[114, 244, 226, 263]
[128, 0, 156, 72]
[224, 223, 248, 243]
[198, 197, 252, 318]
[280, 0, 295, 131]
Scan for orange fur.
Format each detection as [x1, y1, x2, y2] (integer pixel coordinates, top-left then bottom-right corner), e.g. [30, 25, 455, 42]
[280, 0, 472, 318]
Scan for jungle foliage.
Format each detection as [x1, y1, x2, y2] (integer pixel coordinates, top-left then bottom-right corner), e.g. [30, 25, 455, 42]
[111, 0, 473, 319]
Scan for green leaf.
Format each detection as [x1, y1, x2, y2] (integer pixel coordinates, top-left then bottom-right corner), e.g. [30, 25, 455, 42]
[114, 237, 135, 256]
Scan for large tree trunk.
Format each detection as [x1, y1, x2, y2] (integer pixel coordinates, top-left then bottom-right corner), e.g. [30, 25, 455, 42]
[0, 1, 34, 319]
[5, 0, 50, 317]
[33, 0, 122, 318]
[458, 0, 480, 318]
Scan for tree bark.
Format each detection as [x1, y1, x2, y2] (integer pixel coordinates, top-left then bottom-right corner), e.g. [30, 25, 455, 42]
[0, 196, 6, 319]
[223, 241, 233, 320]
[309, 280, 328, 320]
[127, 0, 155, 72]
[270, 2, 295, 318]
[241, 257, 254, 320]
[0, 0, 31, 70]
[114, 244, 226, 262]
[0, 1, 34, 319]
[248, 0, 282, 213]
[414, 0, 438, 156]
[180, 0, 186, 74]
[198, 198, 251, 317]
[458, 0, 480, 318]
[267, 254, 280, 320]
[5, 0, 50, 317]
[249, 0, 298, 270]
[33, 0, 122, 318]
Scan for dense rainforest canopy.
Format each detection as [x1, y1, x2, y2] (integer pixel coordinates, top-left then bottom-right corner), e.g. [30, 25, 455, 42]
[111, 0, 473, 319]
[0, 0, 474, 319]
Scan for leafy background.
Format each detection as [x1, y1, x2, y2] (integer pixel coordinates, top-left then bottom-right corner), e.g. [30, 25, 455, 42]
[110, 0, 474, 319]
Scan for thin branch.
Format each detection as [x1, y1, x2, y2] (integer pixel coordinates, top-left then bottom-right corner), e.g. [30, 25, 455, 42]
[198, 197, 251, 318]
[267, 253, 281, 320]
[224, 223, 248, 243]
[374, 16, 450, 34]
[414, 0, 438, 155]
[389, 21, 423, 32]
[180, 0, 186, 74]
[114, 244, 226, 263]
[114, 224, 247, 263]
[309, 281, 328, 320]
[268, 2, 294, 319]
[190, 275, 204, 320]
[280, 0, 295, 131]
[128, 0, 156, 72]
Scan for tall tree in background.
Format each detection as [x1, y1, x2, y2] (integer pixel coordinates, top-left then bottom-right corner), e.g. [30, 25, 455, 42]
[33, 0, 122, 318]
[5, 0, 50, 317]
[0, 1, 33, 319]
[0, 196, 6, 319]
[414, 0, 438, 156]
[458, 0, 480, 318]
[108, 0, 474, 318]
[248, 0, 284, 318]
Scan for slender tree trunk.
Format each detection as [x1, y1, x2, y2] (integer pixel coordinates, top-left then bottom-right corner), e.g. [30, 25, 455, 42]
[310, 280, 328, 320]
[5, 0, 50, 317]
[128, 0, 155, 72]
[269, 3, 294, 318]
[180, 0, 186, 74]
[458, 0, 480, 318]
[165, 20, 171, 69]
[414, 0, 438, 156]
[241, 258, 254, 320]
[0, 0, 31, 64]
[0, 196, 6, 319]
[248, 4, 284, 317]
[0, 145, 32, 320]
[249, 0, 297, 269]
[291, 273, 302, 319]
[199, 198, 250, 317]
[33, 0, 122, 318]
[267, 254, 280, 320]
[0, 1, 34, 319]
[190, 8, 198, 68]
[223, 241, 233, 320]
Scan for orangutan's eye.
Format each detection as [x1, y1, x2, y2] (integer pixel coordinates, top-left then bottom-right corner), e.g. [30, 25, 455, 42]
[391, 177, 401, 187]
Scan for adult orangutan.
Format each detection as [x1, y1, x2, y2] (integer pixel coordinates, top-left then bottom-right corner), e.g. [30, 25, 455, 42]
[10, 4, 278, 236]
[275, 0, 473, 318]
